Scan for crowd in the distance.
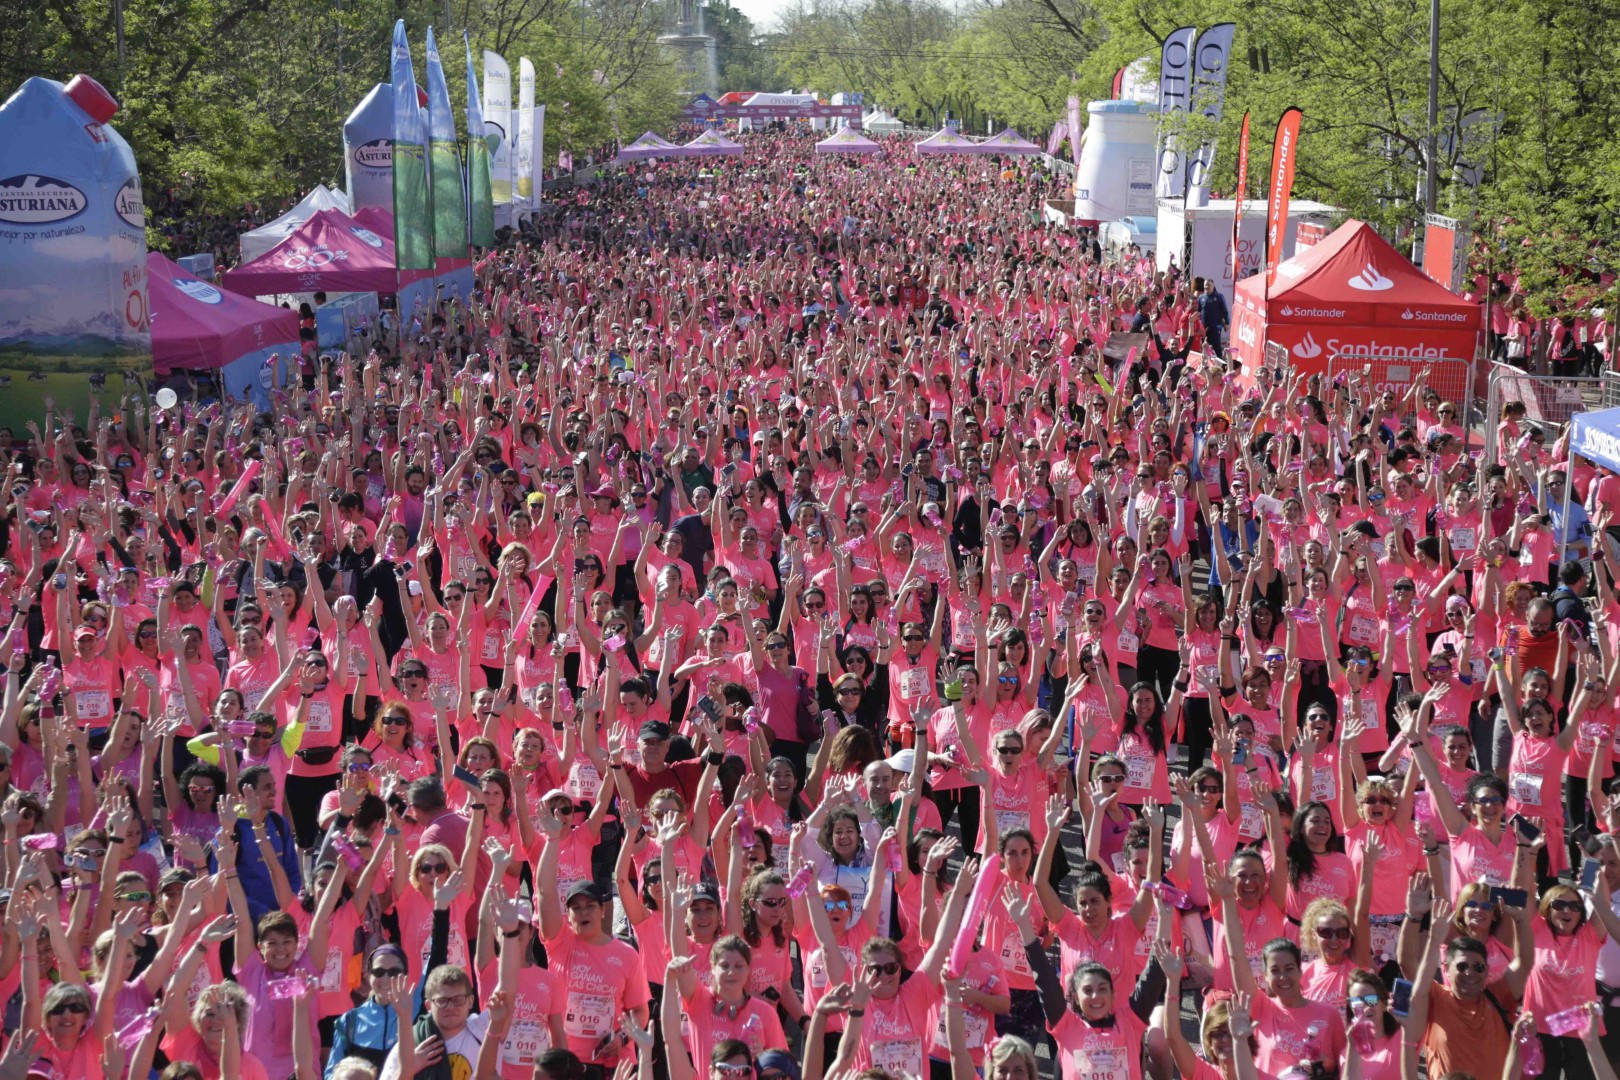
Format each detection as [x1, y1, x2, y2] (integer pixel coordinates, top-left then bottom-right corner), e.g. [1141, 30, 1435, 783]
[0, 126, 1617, 1080]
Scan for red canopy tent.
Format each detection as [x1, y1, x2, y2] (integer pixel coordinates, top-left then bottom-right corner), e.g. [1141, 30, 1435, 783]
[1232, 220, 1482, 398]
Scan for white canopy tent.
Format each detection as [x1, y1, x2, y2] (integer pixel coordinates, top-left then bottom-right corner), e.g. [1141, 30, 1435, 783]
[862, 109, 903, 135]
[238, 185, 353, 264]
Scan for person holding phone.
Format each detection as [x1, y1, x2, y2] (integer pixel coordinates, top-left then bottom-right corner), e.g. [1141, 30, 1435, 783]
[1497, 653, 1589, 880]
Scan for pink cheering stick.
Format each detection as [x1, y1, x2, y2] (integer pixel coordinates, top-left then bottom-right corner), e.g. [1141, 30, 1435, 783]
[945, 853, 1003, 979]
[212, 458, 263, 519]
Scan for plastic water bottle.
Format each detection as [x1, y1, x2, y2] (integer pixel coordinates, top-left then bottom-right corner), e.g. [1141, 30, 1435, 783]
[737, 802, 756, 848]
[1349, 1002, 1376, 1056]
[784, 862, 814, 899]
[1518, 1026, 1544, 1077]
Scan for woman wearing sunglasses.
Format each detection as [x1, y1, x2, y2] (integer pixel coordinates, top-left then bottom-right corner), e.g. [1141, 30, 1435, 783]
[790, 815, 893, 1067]
[1296, 837, 1378, 1009]
[1438, 881, 1525, 996]
[1338, 969, 1406, 1080]
[1521, 866, 1620, 1079]
[823, 856, 976, 1079]
[1495, 654, 1591, 880]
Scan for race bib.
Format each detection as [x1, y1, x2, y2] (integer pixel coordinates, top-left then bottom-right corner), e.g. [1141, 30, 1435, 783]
[1116, 630, 1140, 654]
[319, 943, 345, 991]
[1449, 528, 1477, 550]
[871, 1039, 923, 1079]
[502, 1019, 550, 1067]
[996, 809, 1031, 837]
[570, 762, 603, 801]
[1125, 753, 1153, 790]
[306, 699, 334, 734]
[1195, 665, 1219, 690]
[1071, 1044, 1128, 1080]
[564, 991, 614, 1040]
[1349, 616, 1377, 643]
[1369, 915, 1404, 962]
[1310, 768, 1336, 803]
[75, 689, 111, 721]
[900, 666, 930, 700]
[1239, 800, 1265, 840]
[482, 629, 502, 662]
[998, 929, 1034, 976]
[934, 1006, 991, 1050]
[1510, 770, 1543, 805]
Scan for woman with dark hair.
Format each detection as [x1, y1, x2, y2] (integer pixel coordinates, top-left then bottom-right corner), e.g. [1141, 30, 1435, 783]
[1283, 800, 1352, 921]
[1113, 649, 1187, 809]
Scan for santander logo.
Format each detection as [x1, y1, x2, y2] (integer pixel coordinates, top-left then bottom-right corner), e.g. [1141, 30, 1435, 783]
[1348, 263, 1394, 291]
[1292, 333, 1323, 359]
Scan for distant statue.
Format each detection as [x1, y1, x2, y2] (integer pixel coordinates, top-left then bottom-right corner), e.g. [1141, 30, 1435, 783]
[679, 0, 695, 28]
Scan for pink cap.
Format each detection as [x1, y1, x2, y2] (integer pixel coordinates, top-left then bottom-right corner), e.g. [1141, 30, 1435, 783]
[64, 75, 118, 124]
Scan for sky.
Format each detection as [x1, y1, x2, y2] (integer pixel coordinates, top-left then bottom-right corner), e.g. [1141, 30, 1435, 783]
[727, 0, 790, 33]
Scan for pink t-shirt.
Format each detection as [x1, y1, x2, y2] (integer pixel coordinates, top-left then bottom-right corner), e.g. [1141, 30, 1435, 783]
[1249, 990, 1348, 1076]
[847, 974, 943, 1079]
[1522, 918, 1604, 1034]
[541, 929, 653, 1065]
[1050, 1008, 1147, 1080]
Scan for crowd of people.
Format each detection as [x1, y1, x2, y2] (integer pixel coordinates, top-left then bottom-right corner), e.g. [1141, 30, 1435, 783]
[1, 126, 1618, 1080]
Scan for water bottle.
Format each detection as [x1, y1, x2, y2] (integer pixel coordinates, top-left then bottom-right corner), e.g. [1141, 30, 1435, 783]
[737, 801, 756, 848]
[1518, 1027, 1544, 1077]
[1349, 1002, 1376, 1056]
[886, 837, 903, 874]
[784, 862, 814, 899]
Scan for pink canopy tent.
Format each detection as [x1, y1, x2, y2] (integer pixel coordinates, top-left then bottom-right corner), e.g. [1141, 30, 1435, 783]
[981, 128, 1041, 155]
[914, 127, 982, 154]
[150, 251, 298, 372]
[616, 131, 681, 162]
[148, 251, 299, 406]
[222, 208, 411, 296]
[815, 127, 884, 154]
[678, 128, 743, 157]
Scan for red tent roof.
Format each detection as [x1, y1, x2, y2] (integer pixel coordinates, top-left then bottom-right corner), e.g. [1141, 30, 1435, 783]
[148, 252, 298, 373]
[222, 208, 403, 296]
[1236, 219, 1480, 330]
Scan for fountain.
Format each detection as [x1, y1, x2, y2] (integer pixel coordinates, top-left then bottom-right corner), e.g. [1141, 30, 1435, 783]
[657, 0, 719, 98]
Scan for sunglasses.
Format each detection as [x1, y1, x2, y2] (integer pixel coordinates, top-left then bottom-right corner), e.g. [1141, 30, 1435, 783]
[117, 891, 154, 903]
[836, 687, 861, 696]
[996, 746, 1023, 756]
[757, 896, 789, 908]
[715, 1066, 754, 1078]
[418, 862, 450, 876]
[903, 635, 925, 643]
[1452, 961, 1487, 975]
[372, 966, 407, 978]
[1197, 785, 1223, 795]
[823, 899, 851, 912]
[1348, 993, 1381, 1008]
[1096, 773, 1126, 783]
[383, 716, 409, 726]
[1462, 899, 1493, 910]
[1474, 795, 1504, 807]
[866, 961, 901, 976]
[47, 1001, 90, 1017]
[1549, 899, 1584, 913]
[1314, 926, 1353, 941]
[1362, 795, 1394, 807]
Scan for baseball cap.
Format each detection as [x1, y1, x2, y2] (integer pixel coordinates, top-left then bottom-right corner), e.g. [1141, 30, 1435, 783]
[886, 749, 916, 774]
[638, 719, 673, 741]
[757, 1051, 801, 1080]
[565, 880, 611, 905]
[691, 882, 721, 906]
[74, 626, 97, 641]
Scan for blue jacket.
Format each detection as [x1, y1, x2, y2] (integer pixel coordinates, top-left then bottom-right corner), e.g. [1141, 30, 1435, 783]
[206, 813, 302, 922]
[1200, 290, 1230, 329]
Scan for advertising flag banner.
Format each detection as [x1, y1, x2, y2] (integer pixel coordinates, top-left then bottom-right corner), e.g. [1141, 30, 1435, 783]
[1157, 26, 1197, 198]
[390, 21, 433, 270]
[423, 27, 467, 257]
[1067, 94, 1083, 161]
[1264, 107, 1303, 292]
[516, 59, 537, 210]
[482, 49, 511, 207]
[0, 74, 152, 430]
[1186, 22, 1236, 203]
[463, 33, 494, 247]
[1231, 110, 1251, 284]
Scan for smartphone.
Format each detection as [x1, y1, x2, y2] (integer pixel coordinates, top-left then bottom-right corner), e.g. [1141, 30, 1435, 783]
[1232, 741, 1249, 766]
[1580, 858, 1601, 893]
[1508, 813, 1541, 845]
[1489, 886, 1529, 909]
[1390, 978, 1414, 1018]
[64, 852, 97, 872]
[453, 764, 483, 791]
[694, 696, 721, 722]
[386, 792, 409, 816]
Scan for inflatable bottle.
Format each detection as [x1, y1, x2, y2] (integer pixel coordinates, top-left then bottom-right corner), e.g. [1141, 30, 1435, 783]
[0, 75, 151, 428]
